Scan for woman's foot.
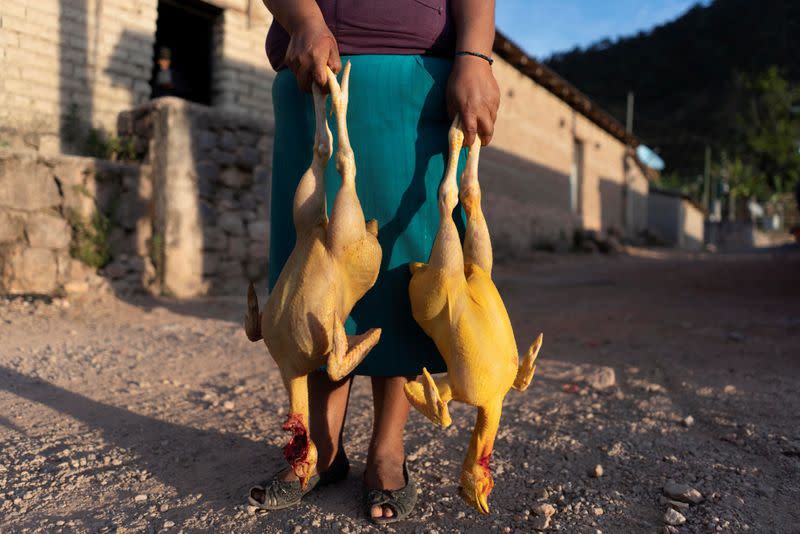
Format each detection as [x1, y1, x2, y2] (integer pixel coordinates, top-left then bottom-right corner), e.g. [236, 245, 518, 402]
[364, 452, 407, 519]
[365, 375, 416, 520]
[363, 458, 417, 524]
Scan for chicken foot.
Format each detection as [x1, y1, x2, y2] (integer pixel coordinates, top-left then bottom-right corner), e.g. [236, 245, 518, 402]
[426, 116, 468, 276]
[458, 123, 493, 275]
[326, 313, 382, 381]
[410, 115, 486, 282]
[513, 333, 543, 391]
[404, 368, 453, 428]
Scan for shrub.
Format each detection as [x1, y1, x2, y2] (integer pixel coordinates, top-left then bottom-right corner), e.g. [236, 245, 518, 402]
[65, 207, 111, 269]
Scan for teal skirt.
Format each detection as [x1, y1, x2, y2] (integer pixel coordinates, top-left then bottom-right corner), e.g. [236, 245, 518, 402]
[269, 55, 466, 376]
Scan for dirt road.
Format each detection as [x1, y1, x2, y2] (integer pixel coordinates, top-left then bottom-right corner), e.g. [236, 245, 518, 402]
[1, 248, 799, 533]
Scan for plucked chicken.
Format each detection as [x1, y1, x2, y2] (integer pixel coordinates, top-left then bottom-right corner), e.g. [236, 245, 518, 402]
[245, 63, 382, 489]
[404, 117, 543, 514]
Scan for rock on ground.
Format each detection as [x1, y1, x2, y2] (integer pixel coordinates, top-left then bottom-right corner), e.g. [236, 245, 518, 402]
[663, 508, 686, 526]
[585, 367, 616, 390]
[663, 481, 704, 504]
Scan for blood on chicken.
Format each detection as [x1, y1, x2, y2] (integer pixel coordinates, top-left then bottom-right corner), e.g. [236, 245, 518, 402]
[282, 414, 309, 465]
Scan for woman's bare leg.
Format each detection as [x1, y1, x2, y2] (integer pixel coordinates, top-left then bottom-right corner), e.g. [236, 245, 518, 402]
[365, 375, 414, 518]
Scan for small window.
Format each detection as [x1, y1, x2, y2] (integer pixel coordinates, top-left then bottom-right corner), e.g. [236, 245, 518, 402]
[150, 0, 222, 105]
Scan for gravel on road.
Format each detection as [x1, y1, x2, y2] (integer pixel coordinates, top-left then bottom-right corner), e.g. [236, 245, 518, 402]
[1, 249, 799, 533]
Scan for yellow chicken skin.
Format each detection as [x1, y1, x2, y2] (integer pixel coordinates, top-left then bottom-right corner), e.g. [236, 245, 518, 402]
[245, 63, 382, 490]
[405, 117, 543, 514]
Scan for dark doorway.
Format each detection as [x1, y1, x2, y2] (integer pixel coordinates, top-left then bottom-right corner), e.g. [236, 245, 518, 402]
[150, 0, 221, 105]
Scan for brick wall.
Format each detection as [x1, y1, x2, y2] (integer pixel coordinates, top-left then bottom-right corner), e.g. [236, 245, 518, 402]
[212, 6, 275, 117]
[1, 1, 61, 151]
[0, 0, 273, 154]
[0, 1, 158, 152]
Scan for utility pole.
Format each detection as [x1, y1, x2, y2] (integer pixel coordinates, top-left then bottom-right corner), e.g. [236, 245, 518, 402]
[721, 151, 735, 221]
[626, 91, 634, 134]
[703, 145, 711, 215]
[624, 91, 634, 236]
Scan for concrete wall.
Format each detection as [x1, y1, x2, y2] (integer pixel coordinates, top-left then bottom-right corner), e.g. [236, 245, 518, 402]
[681, 201, 704, 249]
[0, 0, 273, 153]
[648, 190, 705, 250]
[483, 57, 638, 251]
[626, 163, 650, 236]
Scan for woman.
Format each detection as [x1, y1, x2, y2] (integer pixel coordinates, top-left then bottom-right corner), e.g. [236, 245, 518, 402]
[254, 0, 499, 522]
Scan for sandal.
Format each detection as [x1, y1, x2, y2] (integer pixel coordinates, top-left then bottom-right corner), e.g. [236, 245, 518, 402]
[363, 461, 417, 524]
[248, 448, 350, 511]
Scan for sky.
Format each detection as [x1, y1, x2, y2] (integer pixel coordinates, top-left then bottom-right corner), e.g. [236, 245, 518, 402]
[496, 0, 712, 60]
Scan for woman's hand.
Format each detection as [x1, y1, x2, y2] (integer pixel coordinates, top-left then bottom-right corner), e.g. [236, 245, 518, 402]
[285, 18, 341, 93]
[446, 56, 500, 146]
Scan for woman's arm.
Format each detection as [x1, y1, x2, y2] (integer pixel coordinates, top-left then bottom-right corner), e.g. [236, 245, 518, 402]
[448, 0, 500, 146]
[263, 0, 341, 92]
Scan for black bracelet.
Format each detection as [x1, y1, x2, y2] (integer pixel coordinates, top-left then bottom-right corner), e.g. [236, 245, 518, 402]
[455, 50, 494, 65]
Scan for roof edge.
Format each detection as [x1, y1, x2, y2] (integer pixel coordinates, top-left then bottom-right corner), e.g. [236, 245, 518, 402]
[493, 30, 639, 148]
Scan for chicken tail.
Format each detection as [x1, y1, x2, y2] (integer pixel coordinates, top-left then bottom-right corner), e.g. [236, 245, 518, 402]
[513, 333, 543, 391]
[244, 283, 263, 342]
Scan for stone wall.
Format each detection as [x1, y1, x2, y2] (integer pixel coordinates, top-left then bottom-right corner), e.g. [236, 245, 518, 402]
[0, 94, 270, 299]
[118, 97, 272, 297]
[0, 150, 153, 295]
[0, 0, 273, 154]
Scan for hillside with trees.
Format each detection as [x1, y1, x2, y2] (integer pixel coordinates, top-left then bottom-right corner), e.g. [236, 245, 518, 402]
[545, 0, 800, 200]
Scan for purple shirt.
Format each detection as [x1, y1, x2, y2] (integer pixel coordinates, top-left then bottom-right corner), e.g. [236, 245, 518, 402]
[265, 0, 455, 71]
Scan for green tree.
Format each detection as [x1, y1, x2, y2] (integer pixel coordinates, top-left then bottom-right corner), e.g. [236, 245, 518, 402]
[656, 171, 703, 198]
[734, 67, 800, 199]
[720, 156, 762, 199]
[545, 0, 800, 182]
